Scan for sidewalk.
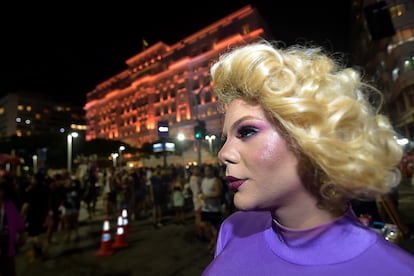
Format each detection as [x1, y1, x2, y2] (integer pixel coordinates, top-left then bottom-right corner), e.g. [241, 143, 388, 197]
[77, 195, 106, 222]
[15, 198, 213, 276]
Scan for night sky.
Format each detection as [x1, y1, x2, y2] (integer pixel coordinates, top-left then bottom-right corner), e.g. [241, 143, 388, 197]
[1, 0, 352, 106]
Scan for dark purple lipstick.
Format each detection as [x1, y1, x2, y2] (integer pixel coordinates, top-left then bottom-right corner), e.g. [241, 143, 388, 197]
[227, 176, 245, 191]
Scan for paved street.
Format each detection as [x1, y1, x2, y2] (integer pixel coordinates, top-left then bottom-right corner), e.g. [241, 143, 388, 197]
[15, 179, 414, 276]
[16, 204, 213, 276]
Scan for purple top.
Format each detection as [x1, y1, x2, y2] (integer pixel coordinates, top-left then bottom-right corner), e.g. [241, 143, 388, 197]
[202, 208, 414, 275]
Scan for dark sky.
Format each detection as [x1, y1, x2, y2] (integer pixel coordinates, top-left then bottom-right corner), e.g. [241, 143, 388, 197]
[1, 0, 352, 106]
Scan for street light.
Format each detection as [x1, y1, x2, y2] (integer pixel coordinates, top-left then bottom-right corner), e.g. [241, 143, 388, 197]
[32, 155, 38, 174]
[118, 145, 125, 167]
[205, 135, 216, 153]
[111, 153, 119, 168]
[177, 133, 185, 141]
[67, 132, 78, 173]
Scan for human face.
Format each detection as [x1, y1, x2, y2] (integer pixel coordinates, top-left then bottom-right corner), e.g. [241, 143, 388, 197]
[218, 99, 306, 211]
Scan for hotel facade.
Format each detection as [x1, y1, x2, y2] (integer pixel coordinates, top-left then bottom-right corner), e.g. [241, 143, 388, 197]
[84, 5, 273, 166]
[351, 0, 414, 140]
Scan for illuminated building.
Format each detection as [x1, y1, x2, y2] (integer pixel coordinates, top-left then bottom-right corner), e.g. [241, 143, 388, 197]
[0, 91, 85, 138]
[84, 5, 273, 164]
[351, 1, 414, 139]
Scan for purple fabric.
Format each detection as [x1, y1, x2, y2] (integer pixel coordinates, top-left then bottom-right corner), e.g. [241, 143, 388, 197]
[202, 208, 414, 275]
[4, 200, 25, 256]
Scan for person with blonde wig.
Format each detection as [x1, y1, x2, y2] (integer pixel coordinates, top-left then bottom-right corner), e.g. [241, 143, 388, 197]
[202, 40, 414, 275]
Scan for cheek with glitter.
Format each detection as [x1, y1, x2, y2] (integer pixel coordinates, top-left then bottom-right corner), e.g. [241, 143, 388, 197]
[253, 123, 289, 166]
[261, 132, 286, 161]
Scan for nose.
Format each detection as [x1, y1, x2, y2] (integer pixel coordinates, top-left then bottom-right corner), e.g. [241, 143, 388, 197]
[218, 139, 236, 166]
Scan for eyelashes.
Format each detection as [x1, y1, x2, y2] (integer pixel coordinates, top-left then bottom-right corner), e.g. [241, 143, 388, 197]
[236, 125, 259, 139]
[221, 124, 260, 144]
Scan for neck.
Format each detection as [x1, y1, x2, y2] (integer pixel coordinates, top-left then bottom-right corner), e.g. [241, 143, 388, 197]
[272, 198, 337, 229]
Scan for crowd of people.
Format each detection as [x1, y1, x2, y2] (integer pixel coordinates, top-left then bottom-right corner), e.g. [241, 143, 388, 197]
[0, 161, 234, 275]
[2, 37, 414, 275]
[0, 169, 82, 276]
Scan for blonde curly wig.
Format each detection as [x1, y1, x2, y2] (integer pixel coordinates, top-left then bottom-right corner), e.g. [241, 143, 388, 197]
[210, 40, 403, 210]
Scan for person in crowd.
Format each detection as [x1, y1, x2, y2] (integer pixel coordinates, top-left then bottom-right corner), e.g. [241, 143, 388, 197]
[43, 174, 64, 247]
[117, 169, 133, 215]
[217, 164, 235, 215]
[200, 164, 223, 254]
[144, 167, 154, 216]
[82, 162, 99, 220]
[132, 168, 147, 220]
[188, 166, 205, 239]
[20, 172, 50, 262]
[61, 174, 81, 242]
[202, 40, 414, 275]
[172, 172, 186, 225]
[0, 177, 25, 276]
[103, 167, 117, 218]
[150, 166, 168, 228]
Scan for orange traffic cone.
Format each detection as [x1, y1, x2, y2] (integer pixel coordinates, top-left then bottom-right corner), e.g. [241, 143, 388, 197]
[112, 212, 128, 249]
[96, 216, 114, 256]
[121, 208, 129, 235]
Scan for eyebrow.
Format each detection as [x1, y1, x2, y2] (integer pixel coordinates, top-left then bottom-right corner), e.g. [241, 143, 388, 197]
[223, 115, 262, 138]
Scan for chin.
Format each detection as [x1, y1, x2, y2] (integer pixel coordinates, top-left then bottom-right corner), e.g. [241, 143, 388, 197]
[233, 194, 254, 211]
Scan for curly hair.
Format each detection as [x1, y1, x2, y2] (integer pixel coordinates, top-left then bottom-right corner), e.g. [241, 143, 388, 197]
[210, 40, 403, 211]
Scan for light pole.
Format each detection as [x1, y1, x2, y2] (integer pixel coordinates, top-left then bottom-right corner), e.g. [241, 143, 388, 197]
[176, 133, 186, 165]
[205, 135, 216, 154]
[118, 145, 125, 168]
[67, 132, 78, 173]
[111, 153, 119, 168]
[32, 154, 38, 174]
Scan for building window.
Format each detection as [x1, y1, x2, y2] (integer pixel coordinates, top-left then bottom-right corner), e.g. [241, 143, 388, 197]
[387, 27, 414, 53]
[403, 58, 413, 72]
[155, 93, 161, 102]
[179, 107, 187, 121]
[178, 93, 187, 104]
[389, 4, 405, 18]
[242, 24, 250, 35]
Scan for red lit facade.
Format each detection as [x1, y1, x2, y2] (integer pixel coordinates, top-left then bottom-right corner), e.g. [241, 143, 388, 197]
[84, 5, 272, 162]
